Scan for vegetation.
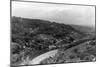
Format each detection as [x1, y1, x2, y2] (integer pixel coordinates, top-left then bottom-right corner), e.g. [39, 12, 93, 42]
[40, 40, 96, 64]
[11, 16, 96, 65]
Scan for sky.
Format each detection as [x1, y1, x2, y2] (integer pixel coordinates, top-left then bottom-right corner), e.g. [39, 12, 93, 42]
[12, 1, 95, 27]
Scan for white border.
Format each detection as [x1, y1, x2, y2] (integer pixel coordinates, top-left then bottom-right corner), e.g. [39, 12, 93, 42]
[0, 0, 99, 67]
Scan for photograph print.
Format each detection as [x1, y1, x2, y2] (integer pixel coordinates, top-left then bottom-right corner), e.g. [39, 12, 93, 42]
[11, 0, 96, 66]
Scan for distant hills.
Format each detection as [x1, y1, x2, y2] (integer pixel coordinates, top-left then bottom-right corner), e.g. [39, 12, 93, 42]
[11, 16, 96, 49]
[70, 24, 95, 33]
[11, 16, 96, 40]
[11, 16, 87, 39]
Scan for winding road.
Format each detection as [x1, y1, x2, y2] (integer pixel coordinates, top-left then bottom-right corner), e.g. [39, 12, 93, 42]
[28, 49, 58, 65]
[19, 38, 94, 67]
[20, 49, 58, 66]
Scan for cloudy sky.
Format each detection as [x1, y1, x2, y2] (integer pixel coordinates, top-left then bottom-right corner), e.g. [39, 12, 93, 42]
[12, 1, 95, 27]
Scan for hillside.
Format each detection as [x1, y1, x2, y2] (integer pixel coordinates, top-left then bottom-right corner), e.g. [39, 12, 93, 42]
[11, 16, 96, 66]
[70, 24, 95, 33]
